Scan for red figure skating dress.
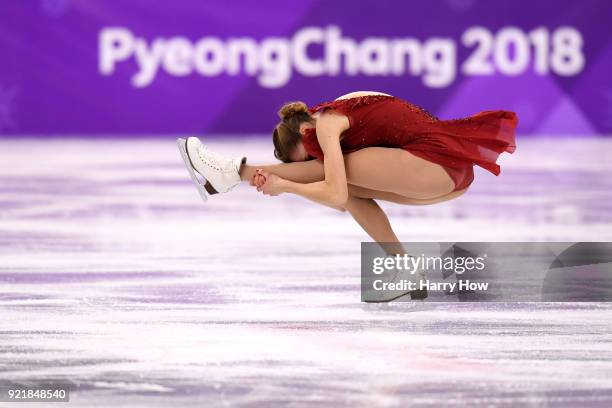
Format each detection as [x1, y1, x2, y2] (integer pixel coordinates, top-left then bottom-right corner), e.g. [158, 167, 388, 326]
[302, 95, 518, 192]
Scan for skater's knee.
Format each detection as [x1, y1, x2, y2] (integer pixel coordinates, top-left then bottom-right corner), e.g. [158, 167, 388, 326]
[336, 194, 365, 212]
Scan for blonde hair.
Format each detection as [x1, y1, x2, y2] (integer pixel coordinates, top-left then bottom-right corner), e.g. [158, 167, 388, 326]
[272, 101, 313, 162]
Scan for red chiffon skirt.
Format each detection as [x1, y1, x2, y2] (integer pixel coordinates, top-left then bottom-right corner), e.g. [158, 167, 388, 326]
[400, 110, 518, 191]
[306, 95, 518, 192]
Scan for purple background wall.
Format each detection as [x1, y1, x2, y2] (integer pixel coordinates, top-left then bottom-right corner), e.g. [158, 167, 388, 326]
[1, 0, 611, 136]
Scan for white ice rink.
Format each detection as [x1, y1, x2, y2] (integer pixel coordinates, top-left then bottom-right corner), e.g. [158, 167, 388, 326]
[1, 138, 612, 407]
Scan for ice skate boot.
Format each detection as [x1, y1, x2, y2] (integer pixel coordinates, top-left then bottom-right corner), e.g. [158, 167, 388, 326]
[177, 137, 246, 201]
[363, 257, 428, 303]
[177, 138, 208, 202]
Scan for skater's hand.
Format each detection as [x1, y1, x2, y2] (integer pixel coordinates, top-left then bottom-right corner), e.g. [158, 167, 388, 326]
[257, 170, 284, 196]
[250, 170, 267, 188]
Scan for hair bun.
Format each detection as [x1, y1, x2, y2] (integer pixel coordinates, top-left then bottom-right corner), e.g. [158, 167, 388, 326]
[278, 101, 309, 120]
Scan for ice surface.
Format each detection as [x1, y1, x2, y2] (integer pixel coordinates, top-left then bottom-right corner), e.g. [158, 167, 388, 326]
[1, 137, 611, 407]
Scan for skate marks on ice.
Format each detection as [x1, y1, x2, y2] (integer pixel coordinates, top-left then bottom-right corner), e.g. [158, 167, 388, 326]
[1, 138, 612, 407]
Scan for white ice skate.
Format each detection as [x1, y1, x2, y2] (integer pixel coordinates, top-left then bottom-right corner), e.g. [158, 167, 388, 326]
[176, 137, 246, 202]
[363, 258, 428, 303]
[177, 138, 209, 202]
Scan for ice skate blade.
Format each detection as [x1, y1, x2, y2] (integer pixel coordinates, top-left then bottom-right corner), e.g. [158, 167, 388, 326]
[363, 289, 428, 303]
[177, 138, 208, 203]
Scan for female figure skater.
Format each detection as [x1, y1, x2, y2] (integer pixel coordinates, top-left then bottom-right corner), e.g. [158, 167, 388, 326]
[180, 91, 518, 250]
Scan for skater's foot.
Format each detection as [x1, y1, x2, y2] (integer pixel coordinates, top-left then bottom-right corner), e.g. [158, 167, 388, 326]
[185, 137, 246, 194]
[362, 258, 428, 303]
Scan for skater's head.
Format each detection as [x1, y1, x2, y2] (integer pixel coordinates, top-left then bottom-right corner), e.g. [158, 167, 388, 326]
[273, 101, 315, 163]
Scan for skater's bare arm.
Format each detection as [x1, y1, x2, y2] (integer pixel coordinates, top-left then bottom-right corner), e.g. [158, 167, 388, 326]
[254, 170, 346, 211]
[277, 113, 349, 207]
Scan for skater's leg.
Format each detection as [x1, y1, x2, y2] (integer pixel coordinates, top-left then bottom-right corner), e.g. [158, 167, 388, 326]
[241, 156, 465, 204]
[343, 147, 456, 199]
[289, 183, 467, 209]
[342, 195, 407, 254]
[343, 190, 431, 300]
[242, 147, 457, 200]
[347, 184, 468, 205]
[240, 159, 324, 184]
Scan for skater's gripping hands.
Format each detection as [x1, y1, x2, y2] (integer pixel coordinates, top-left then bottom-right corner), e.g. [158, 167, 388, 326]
[251, 169, 284, 196]
[250, 169, 266, 189]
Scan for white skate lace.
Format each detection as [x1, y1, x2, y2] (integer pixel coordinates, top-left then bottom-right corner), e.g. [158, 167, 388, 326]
[197, 145, 233, 172]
